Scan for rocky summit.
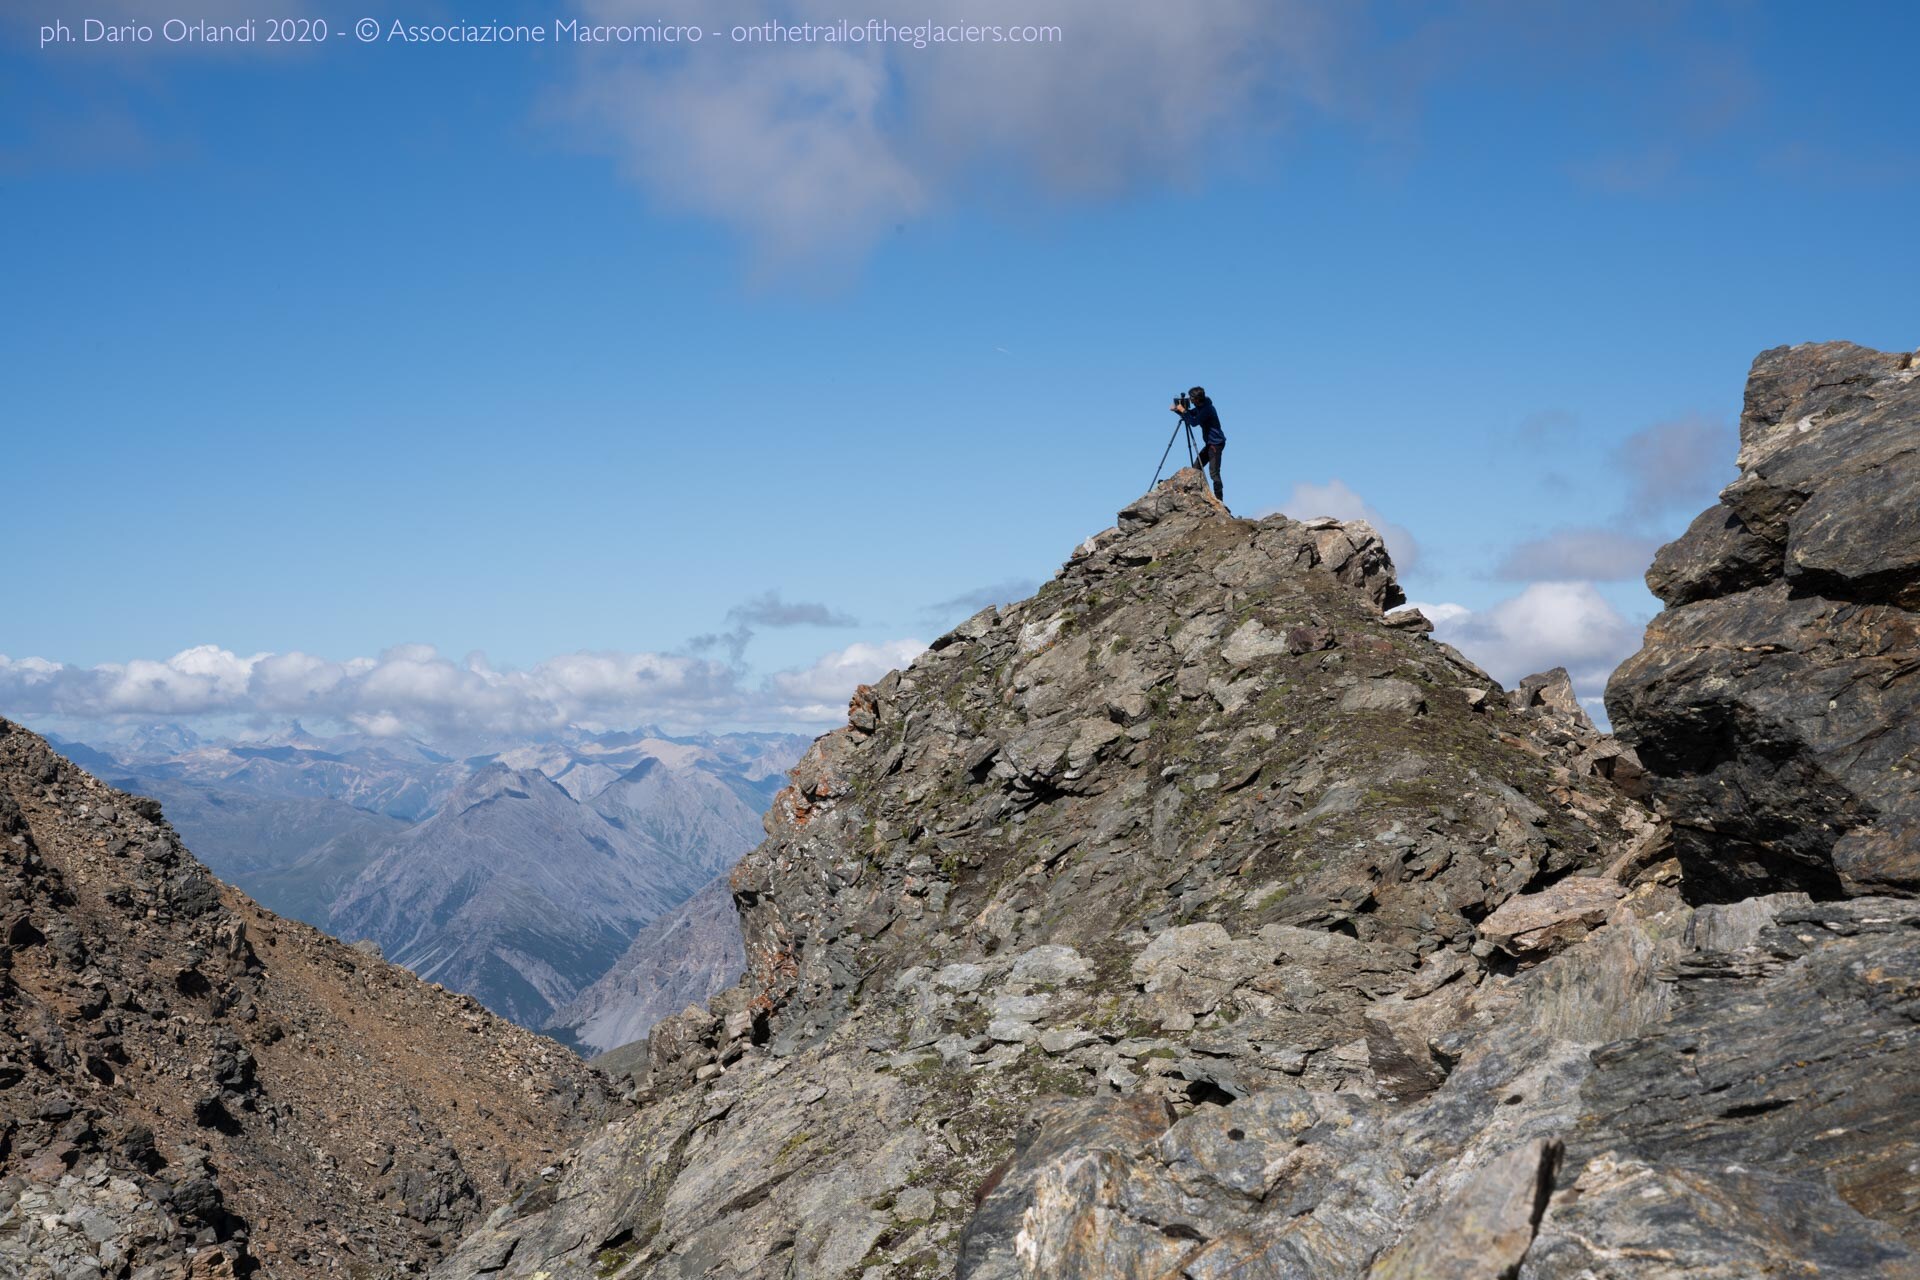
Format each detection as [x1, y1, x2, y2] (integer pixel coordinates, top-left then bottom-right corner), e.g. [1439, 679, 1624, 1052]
[0, 719, 617, 1279]
[436, 467, 1704, 1280]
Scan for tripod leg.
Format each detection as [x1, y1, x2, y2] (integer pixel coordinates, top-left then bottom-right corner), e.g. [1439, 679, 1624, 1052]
[1150, 420, 1185, 489]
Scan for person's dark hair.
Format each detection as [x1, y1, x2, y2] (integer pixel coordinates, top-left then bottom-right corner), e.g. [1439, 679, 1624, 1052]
[1188, 386, 1207, 402]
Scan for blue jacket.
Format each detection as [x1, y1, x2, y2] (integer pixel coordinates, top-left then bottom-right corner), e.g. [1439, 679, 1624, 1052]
[1181, 399, 1225, 448]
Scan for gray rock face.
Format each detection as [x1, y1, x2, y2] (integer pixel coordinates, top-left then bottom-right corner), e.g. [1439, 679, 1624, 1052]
[958, 893, 1920, 1280]
[1608, 340, 1920, 898]
[712, 477, 1631, 1075]
[433, 469, 1658, 1280]
[1572, 899, 1920, 1236]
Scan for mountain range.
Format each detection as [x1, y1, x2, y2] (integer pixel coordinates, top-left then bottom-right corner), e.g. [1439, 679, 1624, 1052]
[46, 722, 807, 1034]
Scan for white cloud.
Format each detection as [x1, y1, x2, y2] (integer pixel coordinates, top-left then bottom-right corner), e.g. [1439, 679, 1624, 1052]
[1268, 478, 1420, 572]
[1410, 581, 1644, 703]
[564, 0, 1335, 264]
[1412, 601, 1471, 628]
[67, 644, 260, 717]
[0, 637, 928, 741]
[768, 639, 928, 719]
[556, 3, 1738, 266]
[568, 39, 924, 267]
[1494, 527, 1661, 582]
[1615, 414, 1737, 518]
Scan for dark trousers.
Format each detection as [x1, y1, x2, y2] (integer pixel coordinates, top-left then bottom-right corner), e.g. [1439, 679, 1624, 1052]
[1195, 442, 1224, 498]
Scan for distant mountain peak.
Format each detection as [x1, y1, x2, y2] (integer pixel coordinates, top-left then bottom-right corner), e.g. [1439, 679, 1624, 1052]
[610, 755, 666, 786]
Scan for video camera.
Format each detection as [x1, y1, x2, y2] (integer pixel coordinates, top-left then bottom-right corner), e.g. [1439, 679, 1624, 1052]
[1172, 393, 1191, 412]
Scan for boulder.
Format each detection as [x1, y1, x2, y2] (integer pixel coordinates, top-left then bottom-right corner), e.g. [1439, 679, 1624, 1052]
[1368, 1139, 1562, 1280]
[1510, 668, 1588, 726]
[1340, 677, 1426, 716]
[1477, 878, 1625, 957]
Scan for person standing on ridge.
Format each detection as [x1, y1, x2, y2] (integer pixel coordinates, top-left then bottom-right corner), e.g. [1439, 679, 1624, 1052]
[1173, 386, 1226, 504]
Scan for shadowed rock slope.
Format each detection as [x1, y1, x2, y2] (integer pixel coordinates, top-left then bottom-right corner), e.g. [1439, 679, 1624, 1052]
[0, 719, 617, 1279]
[436, 470, 1691, 1280]
[548, 872, 747, 1057]
[1608, 339, 1920, 900]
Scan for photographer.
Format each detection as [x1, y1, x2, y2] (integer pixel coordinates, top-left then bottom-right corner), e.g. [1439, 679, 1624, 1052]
[1172, 386, 1227, 503]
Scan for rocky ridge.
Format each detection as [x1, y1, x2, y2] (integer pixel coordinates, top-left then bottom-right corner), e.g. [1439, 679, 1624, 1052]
[435, 468, 1672, 1279]
[15, 340, 1914, 1280]
[936, 346, 1920, 1279]
[0, 719, 618, 1279]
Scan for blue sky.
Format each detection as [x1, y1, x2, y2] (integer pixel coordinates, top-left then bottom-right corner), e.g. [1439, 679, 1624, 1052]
[4, 1, 1918, 738]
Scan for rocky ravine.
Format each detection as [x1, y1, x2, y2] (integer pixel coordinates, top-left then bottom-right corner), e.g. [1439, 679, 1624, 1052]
[436, 464, 1700, 1279]
[549, 873, 747, 1058]
[0, 720, 618, 1279]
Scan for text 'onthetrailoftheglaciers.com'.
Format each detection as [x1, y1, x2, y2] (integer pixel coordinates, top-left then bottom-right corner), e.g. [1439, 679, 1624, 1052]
[36, 16, 1067, 49]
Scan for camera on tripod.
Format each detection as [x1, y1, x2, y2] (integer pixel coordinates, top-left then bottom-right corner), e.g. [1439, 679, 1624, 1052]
[1152, 392, 1201, 488]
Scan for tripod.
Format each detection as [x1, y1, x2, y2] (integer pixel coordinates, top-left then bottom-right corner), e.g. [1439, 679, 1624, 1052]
[1151, 417, 1198, 490]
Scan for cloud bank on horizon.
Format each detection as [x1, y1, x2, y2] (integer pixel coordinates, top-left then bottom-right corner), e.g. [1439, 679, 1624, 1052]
[0, 637, 926, 744]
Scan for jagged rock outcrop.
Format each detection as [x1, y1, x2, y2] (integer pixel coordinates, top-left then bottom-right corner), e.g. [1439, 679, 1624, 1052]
[0, 719, 617, 1279]
[1608, 340, 1920, 898]
[435, 470, 1663, 1280]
